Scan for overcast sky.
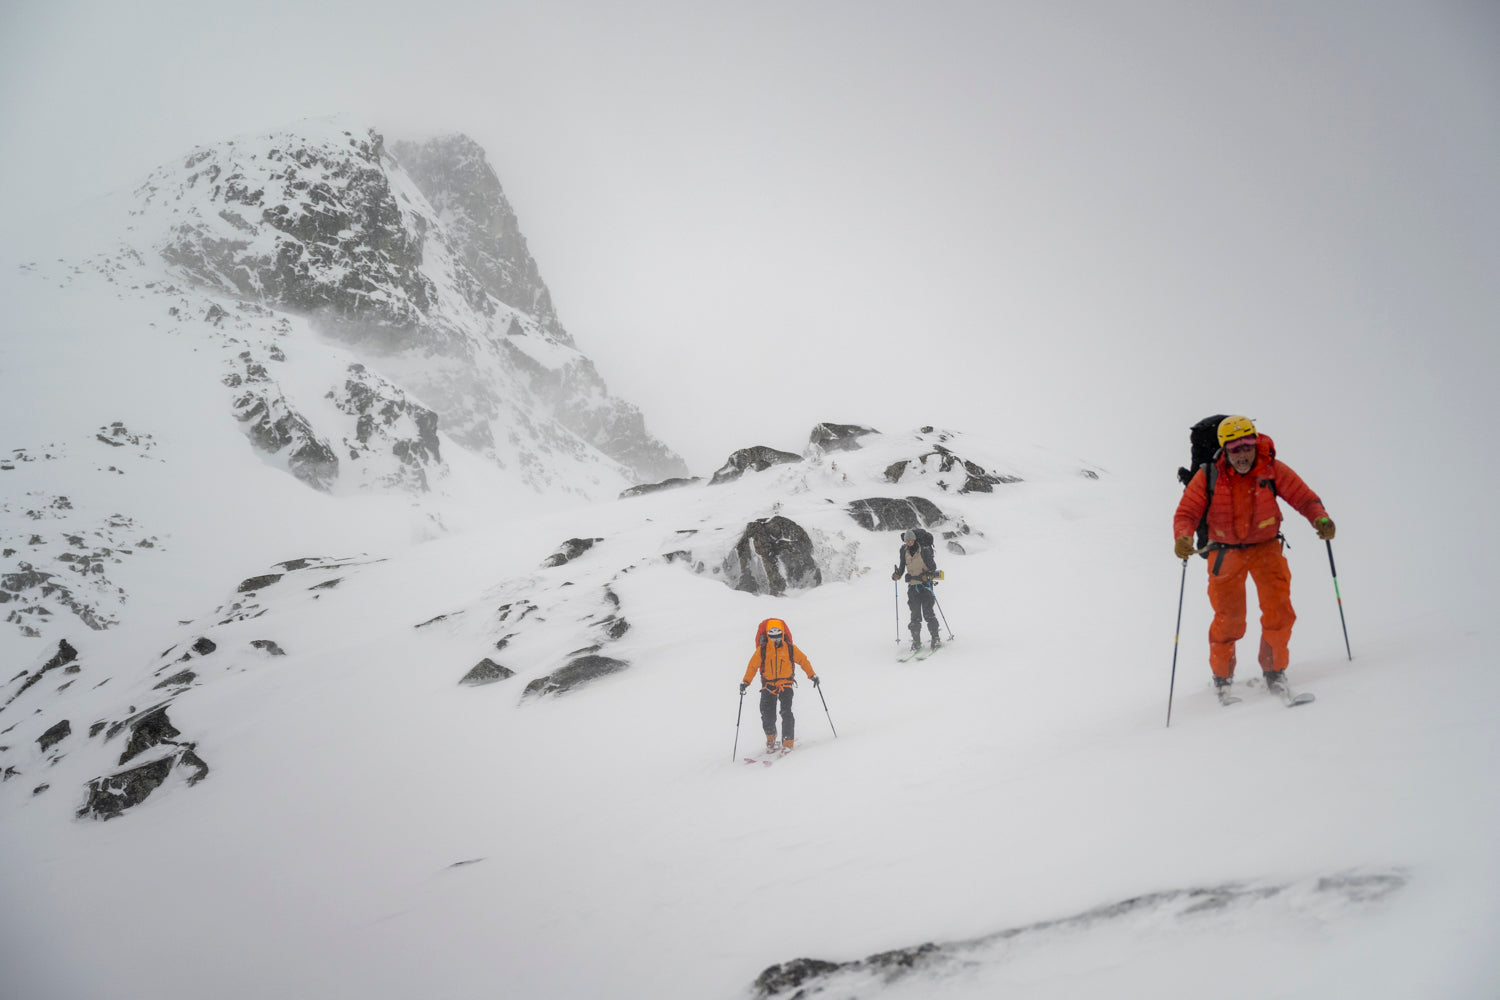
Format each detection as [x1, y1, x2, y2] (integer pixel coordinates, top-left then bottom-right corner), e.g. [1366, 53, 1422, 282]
[2, 0, 1497, 485]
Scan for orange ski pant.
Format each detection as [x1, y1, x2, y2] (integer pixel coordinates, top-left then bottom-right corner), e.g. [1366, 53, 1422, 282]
[1204, 539, 1296, 678]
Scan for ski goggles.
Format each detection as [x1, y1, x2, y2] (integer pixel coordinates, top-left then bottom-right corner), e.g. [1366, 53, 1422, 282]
[1224, 437, 1258, 455]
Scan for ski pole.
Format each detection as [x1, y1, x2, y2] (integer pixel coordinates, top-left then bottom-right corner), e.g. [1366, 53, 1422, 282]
[893, 577, 901, 645]
[732, 686, 746, 760]
[813, 679, 837, 738]
[931, 585, 954, 640]
[1325, 539, 1352, 661]
[1166, 556, 1188, 728]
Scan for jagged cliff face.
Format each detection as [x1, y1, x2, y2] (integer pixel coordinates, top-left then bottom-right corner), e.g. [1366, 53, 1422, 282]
[130, 118, 686, 487]
[391, 134, 563, 342]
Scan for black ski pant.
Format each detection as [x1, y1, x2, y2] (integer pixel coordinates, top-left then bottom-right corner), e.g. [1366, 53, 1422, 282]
[907, 585, 939, 641]
[759, 686, 795, 740]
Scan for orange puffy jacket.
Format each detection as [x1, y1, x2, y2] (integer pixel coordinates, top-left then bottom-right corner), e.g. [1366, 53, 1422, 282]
[1173, 434, 1328, 548]
[742, 640, 815, 693]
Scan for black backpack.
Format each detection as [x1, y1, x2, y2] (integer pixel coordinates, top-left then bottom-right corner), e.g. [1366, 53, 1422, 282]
[1177, 414, 1228, 557]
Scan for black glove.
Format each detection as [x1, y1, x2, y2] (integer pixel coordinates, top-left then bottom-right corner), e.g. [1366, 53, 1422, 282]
[810, 675, 820, 688]
[739, 682, 748, 694]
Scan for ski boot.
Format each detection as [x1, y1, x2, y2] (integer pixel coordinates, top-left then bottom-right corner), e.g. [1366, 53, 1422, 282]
[1214, 675, 1240, 706]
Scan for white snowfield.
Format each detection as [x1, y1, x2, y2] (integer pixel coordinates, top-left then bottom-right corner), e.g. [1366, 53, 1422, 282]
[1, 139, 1496, 999]
[1, 372, 1495, 999]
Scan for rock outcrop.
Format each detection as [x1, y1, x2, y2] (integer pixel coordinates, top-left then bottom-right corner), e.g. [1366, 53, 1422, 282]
[723, 516, 823, 596]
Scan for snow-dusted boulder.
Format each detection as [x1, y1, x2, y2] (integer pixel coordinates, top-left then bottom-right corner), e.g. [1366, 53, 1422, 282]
[723, 516, 823, 596]
[808, 422, 878, 453]
[521, 655, 630, 700]
[710, 446, 803, 486]
[845, 496, 948, 533]
[460, 658, 515, 686]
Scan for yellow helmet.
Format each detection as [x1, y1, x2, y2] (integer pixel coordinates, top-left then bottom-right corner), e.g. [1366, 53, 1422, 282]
[1216, 415, 1257, 447]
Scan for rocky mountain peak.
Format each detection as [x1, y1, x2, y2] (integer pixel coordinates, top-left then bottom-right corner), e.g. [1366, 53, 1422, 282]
[118, 117, 686, 487]
[392, 134, 565, 344]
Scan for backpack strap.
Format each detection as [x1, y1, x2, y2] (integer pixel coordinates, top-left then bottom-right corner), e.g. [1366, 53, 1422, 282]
[1194, 461, 1219, 558]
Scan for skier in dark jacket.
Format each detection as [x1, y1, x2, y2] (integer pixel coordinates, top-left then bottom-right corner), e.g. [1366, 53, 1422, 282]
[891, 528, 941, 652]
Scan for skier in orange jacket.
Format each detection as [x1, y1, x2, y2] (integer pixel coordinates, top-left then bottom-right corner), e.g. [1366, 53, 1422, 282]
[1173, 416, 1335, 701]
[740, 619, 817, 752]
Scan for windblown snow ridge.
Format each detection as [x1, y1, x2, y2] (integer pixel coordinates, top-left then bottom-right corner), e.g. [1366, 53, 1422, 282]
[752, 869, 1407, 998]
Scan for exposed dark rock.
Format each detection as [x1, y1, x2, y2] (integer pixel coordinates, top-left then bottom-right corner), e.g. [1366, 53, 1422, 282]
[78, 746, 210, 821]
[541, 537, 604, 568]
[327, 362, 443, 490]
[32, 783, 49, 796]
[808, 422, 878, 453]
[522, 655, 630, 700]
[232, 386, 340, 491]
[251, 639, 286, 655]
[238, 573, 284, 593]
[37, 719, 71, 751]
[620, 477, 701, 499]
[709, 446, 802, 486]
[845, 497, 948, 533]
[117, 705, 182, 765]
[155, 128, 435, 329]
[723, 516, 822, 596]
[884, 443, 1023, 493]
[153, 670, 196, 690]
[191, 637, 217, 656]
[753, 958, 843, 999]
[3, 638, 79, 708]
[460, 658, 515, 686]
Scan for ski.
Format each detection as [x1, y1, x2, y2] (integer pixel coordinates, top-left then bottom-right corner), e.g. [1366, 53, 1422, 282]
[1247, 675, 1315, 708]
[896, 648, 922, 663]
[742, 743, 806, 765]
[1216, 687, 1242, 706]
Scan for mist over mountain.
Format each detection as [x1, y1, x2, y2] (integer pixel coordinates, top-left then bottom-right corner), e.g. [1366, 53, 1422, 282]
[112, 117, 686, 492]
[1, 115, 1495, 1000]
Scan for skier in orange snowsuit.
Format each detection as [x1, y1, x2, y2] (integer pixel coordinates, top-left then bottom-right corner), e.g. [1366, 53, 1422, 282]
[740, 620, 817, 752]
[1173, 417, 1335, 699]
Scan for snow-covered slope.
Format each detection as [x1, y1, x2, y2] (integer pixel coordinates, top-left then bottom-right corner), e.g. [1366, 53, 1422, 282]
[2, 116, 1496, 1000]
[2, 406, 1496, 998]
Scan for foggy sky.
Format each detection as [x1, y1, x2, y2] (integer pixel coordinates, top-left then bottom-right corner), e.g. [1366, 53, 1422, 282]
[2, 0, 1497, 497]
